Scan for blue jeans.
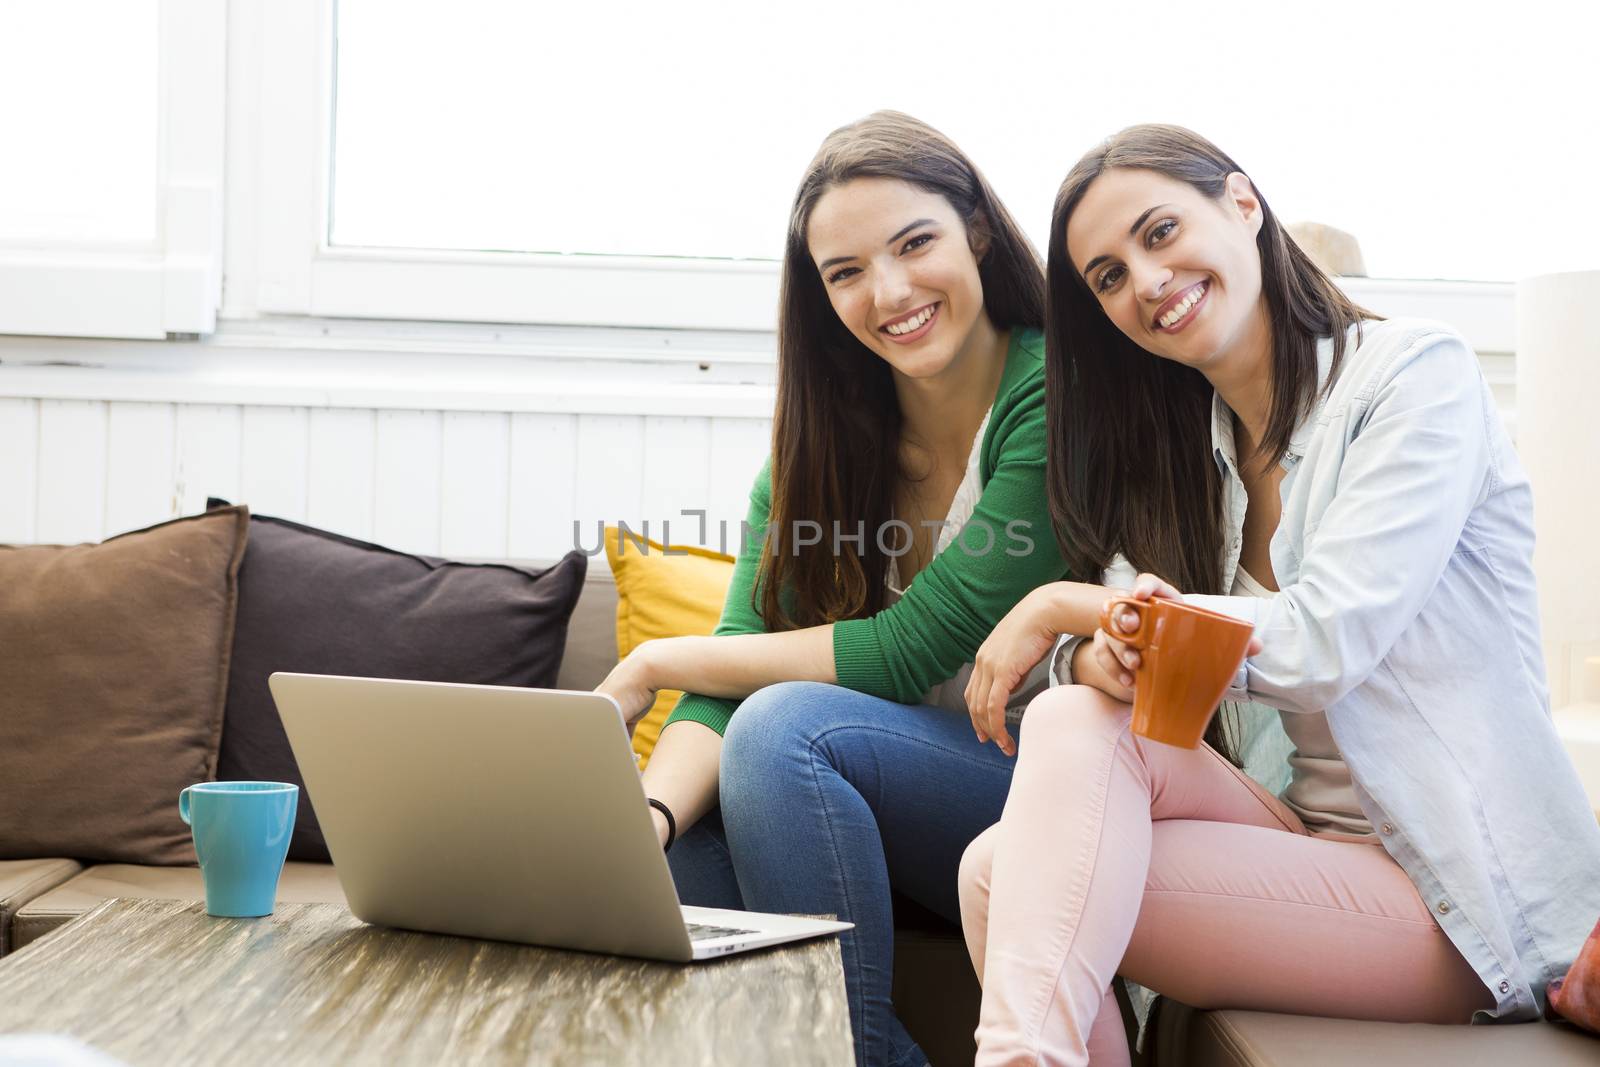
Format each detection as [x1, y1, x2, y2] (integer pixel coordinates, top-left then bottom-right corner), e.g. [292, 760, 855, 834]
[666, 681, 1020, 1067]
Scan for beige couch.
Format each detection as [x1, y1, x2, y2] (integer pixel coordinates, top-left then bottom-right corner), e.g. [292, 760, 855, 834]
[2, 567, 1594, 1065]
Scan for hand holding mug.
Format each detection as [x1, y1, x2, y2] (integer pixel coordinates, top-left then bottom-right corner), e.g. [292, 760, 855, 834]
[1092, 573, 1186, 687]
[1096, 575, 1260, 749]
[1094, 574, 1263, 687]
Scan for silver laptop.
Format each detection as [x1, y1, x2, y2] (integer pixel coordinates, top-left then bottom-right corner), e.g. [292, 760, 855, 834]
[267, 672, 850, 961]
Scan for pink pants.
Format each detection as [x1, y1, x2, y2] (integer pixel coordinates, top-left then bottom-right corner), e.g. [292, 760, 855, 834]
[958, 686, 1492, 1067]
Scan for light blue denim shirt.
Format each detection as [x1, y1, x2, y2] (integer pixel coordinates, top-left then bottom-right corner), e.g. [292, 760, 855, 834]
[1060, 317, 1600, 1021]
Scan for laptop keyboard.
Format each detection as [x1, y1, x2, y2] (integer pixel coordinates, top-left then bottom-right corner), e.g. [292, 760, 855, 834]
[686, 921, 760, 942]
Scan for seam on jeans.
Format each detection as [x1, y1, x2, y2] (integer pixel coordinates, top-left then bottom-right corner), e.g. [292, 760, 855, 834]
[804, 731, 874, 1065]
[1019, 716, 1127, 1056]
[791, 711, 1013, 1063]
[806, 721, 1018, 774]
[1141, 887, 1442, 929]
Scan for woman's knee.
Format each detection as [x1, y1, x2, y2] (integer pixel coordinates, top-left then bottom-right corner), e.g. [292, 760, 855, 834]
[720, 680, 847, 802]
[722, 681, 837, 758]
[958, 826, 998, 918]
[959, 827, 999, 981]
[1018, 684, 1131, 756]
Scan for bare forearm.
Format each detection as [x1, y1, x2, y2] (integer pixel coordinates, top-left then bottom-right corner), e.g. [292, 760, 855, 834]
[640, 720, 723, 843]
[1042, 580, 1126, 639]
[638, 627, 837, 701]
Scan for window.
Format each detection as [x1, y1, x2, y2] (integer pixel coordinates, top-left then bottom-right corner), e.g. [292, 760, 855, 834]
[264, 0, 1600, 336]
[0, 0, 224, 339]
[0, 2, 158, 247]
[22, 0, 1588, 336]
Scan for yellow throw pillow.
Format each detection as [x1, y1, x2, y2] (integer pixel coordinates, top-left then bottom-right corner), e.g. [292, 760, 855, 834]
[603, 526, 735, 769]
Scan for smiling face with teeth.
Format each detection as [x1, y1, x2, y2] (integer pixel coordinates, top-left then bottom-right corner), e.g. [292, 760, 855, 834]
[807, 177, 996, 383]
[1065, 167, 1271, 376]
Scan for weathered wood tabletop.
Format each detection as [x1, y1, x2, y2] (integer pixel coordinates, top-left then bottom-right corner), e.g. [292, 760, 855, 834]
[0, 898, 854, 1066]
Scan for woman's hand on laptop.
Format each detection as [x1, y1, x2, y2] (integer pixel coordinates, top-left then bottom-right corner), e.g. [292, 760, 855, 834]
[597, 645, 661, 736]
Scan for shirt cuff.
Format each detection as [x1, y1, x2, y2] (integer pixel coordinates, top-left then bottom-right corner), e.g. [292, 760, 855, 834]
[831, 616, 902, 701]
[663, 693, 735, 736]
[1049, 634, 1086, 687]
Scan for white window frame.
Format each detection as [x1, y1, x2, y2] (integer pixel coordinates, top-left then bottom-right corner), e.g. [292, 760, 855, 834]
[249, 0, 780, 332]
[244, 1, 1516, 348]
[0, 0, 225, 340]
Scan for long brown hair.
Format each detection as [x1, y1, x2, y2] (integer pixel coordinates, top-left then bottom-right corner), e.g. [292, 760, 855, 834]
[1045, 125, 1375, 759]
[758, 111, 1045, 630]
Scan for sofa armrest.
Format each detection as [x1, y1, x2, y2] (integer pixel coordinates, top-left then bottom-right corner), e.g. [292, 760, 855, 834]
[0, 859, 82, 955]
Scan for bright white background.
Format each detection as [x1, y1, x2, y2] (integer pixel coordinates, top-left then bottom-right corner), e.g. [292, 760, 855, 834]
[0, 1, 158, 248]
[332, 0, 1599, 282]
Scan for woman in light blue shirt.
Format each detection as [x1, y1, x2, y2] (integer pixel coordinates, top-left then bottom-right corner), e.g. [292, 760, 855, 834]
[957, 124, 1600, 1066]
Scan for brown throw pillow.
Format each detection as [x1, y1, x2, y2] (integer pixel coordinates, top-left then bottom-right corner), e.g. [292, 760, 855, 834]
[0, 507, 249, 865]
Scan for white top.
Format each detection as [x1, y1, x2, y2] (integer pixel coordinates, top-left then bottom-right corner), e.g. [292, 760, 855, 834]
[887, 408, 1051, 720]
[1233, 566, 1373, 837]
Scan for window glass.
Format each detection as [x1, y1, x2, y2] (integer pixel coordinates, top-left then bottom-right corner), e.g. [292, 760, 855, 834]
[330, 0, 1599, 281]
[0, 0, 159, 247]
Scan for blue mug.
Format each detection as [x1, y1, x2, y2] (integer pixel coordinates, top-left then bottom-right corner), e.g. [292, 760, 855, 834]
[178, 781, 299, 917]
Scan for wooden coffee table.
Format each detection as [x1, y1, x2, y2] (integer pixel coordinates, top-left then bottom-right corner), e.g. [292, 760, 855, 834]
[0, 898, 853, 1066]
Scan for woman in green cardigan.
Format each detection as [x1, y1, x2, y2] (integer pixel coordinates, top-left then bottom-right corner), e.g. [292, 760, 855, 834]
[597, 111, 1066, 1067]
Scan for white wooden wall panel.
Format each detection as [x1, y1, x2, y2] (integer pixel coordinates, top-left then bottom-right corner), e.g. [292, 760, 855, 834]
[35, 400, 108, 545]
[0, 370, 1520, 559]
[175, 406, 242, 516]
[574, 415, 645, 553]
[307, 409, 376, 541]
[105, 403, 176, 534]
[240, 406, 310, 522]
[0, 398, 40, 543]
[642, 416, 712, 548]
[440, 412, 510, 559]
[373, 410, 442, 554]
[508, 413, 578, 561]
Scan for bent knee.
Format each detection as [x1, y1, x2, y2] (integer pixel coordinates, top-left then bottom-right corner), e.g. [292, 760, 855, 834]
[721, 680, 838, 762]
[1020, 685, 1131, 752]
[958, 828, 998, 913]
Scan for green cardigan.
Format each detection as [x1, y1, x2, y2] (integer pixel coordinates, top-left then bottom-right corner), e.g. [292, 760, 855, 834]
[665, 327, 1067, 736]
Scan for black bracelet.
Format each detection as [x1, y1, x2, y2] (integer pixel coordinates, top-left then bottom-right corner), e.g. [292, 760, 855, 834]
[647, 798, 677, 852]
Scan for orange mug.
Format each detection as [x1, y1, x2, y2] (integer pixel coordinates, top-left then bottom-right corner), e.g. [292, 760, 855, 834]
[1099, 596, 1255, 749]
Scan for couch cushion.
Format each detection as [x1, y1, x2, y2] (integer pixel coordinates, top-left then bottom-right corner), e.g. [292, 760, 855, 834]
[555, 570, 620, 692]
[11, 862, 344, 952]
[0, 507, 250, 866]
[1162, 1006, 1598, 1066]
[0, 859, 82, 955]
[603, 526, 735, 767]
[208, 502, 587, 864]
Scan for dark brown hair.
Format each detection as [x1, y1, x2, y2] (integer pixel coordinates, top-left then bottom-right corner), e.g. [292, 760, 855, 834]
[1045, 125, 1375, 759]
[758, 110, 1045, 630]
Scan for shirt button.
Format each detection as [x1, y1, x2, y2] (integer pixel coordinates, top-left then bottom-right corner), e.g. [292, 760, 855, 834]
[1381, 823, 1394, 835]
[1436, 900, 1451, 915]
[1499, 980, 1511, 994]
